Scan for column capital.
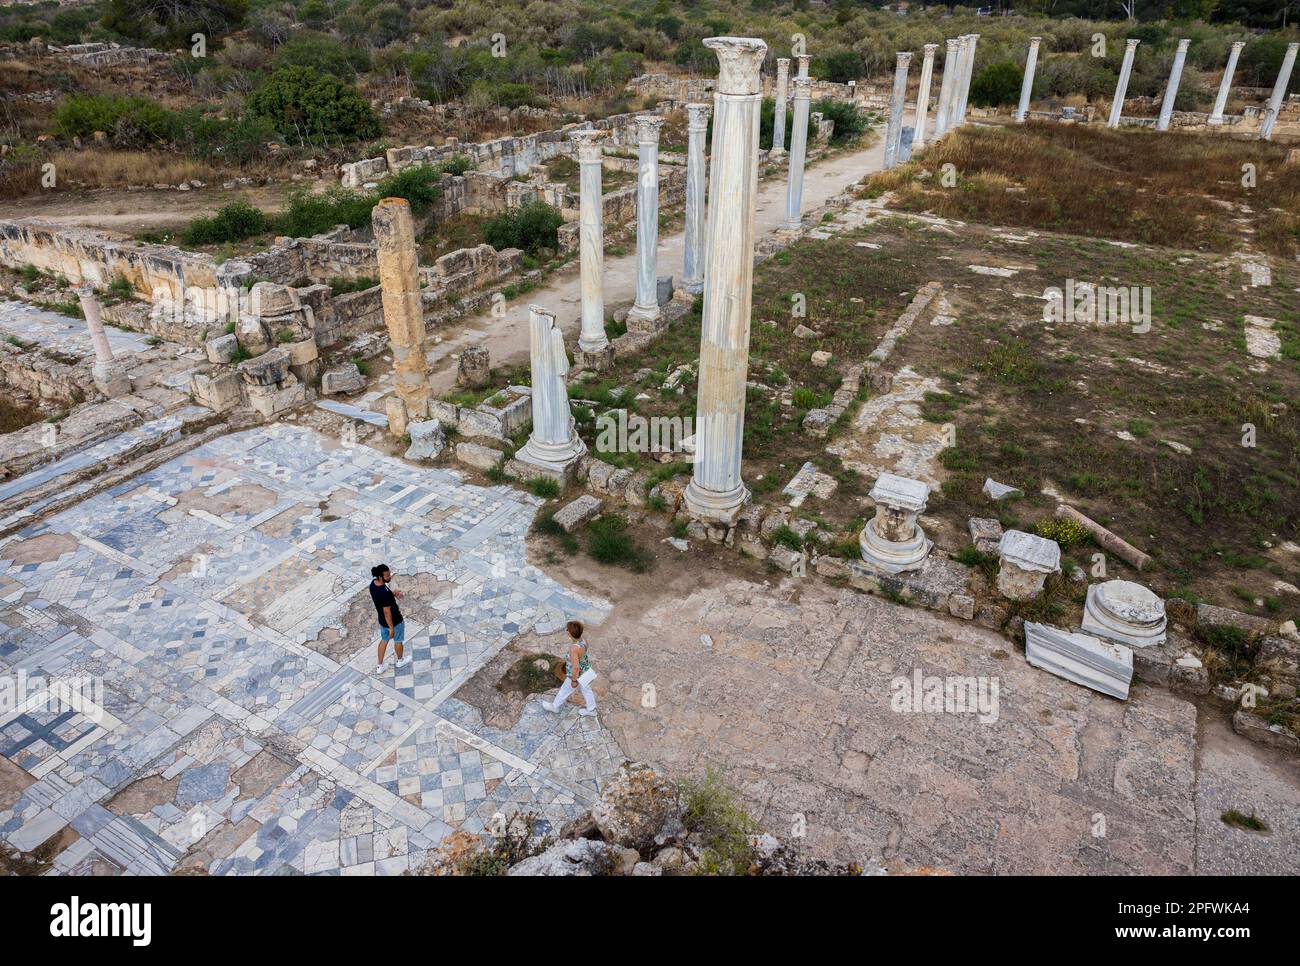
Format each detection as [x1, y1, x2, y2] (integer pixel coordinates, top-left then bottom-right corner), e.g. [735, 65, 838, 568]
[796, 53, 811, 77]
[895, 51, 913, 69]
[633, 114, 665, 144]
[776, 57, 790, 75]
[791, 75, 813, 99]
[946, 37, 960, 51]
[704, 36, 767, 95]
[1288, 42, 1300, 52]
[1125, 38, 1140, 48]
[686, 102, 712, 129]
[923, 43, 938, 54]
[1229, 41, 1246, 51]
[1175, 38, 1190, 52]
[1028, 36, 1042, 46]
[569, 128, 605, 162]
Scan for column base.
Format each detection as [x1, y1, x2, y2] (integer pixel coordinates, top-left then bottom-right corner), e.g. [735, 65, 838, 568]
[859, 520, 931, 575]
[1206, 116, 1224, 126]
[512, 433, 587, 483]
[778, 219, 803, 234]
[625, 302, 663, 334]
[680, 278, 704, 295]
[92, 361, 131, 398]
[684, 478, 748, 526]
[573, 344, 615, 370]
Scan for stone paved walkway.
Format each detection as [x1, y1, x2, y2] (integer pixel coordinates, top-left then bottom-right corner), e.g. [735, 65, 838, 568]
[0, 298, 154, 358]
[0, 425, 622, 874]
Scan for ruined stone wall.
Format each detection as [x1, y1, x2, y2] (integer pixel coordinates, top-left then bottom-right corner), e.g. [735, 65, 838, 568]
[0, 341, 89, 408]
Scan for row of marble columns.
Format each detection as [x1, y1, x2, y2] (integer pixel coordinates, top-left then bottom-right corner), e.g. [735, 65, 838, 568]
[883, 34, 983, 167]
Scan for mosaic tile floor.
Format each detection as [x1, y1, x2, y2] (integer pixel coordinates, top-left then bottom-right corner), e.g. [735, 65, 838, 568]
[0, 425, 620, 875]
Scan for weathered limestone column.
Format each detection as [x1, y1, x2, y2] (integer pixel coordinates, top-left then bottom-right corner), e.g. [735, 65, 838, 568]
[372, 198, 429, 428]
[76, 285, 130, 397]
[956, 34, 979, 126]
[1108, 39, 1140, 129]
[913, 44, 938, 149]
[1260, 42, 1299, 141]
[772, 57, 790, 156]
[883, 51, 913, 170]
[570, 130, 609, 359]
[682, 103, 711, 295]
[1208, 41, 1245, 125]
[780, 74, 812, 230]
[859, 473, 932, 574]
[1016, 37, 1042, 123]
[796, 53, 810, 81]
[933, 38, 960, 140]
[684, 36, 767, 525]
[626, 114, 665, 329]
[514, 304, 586, 475]
[1156, 39, 1190, 131]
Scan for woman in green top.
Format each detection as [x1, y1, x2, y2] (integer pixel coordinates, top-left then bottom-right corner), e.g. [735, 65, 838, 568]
[542, 620, 597, 717]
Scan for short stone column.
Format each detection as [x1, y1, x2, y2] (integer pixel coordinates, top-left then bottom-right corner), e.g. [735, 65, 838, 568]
[1015, 37, 1042, 122]
[682, 103, 711, 295]
[1261, 42, 1299, 141]
[884, 51, 913, 169]
[684, 36, 767, 525]
[772, 57, 790, 155]
[1108, 39, 1140, 129]
[570, 130, 609, 362]
[1156, 39, 1190, 131]
[859, 473, 932, 574]
[76, 285, 130, 397]
[626, 115, 665, 330]
[780, 74, 812, 231]
[956, 34, 979, 126]
[996, 530, 1061, 601]
[933, 38, 960, 140]
[514, 304, 586, 476]
[1081, 580, 1168, 648]
[372, 197, 429, 429]
[913, 44, 938, 149]
[1208, 41, 1245, 125]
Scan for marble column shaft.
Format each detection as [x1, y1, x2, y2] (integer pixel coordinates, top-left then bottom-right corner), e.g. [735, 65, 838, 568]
[682, 103, 711, 295]
[781, 75, 812, 230]
[914, 44, 938, 149]
[957, 34, 979, 126]
[772, 57, 790, 154]
[685, 36, 767, 524]
[372, 197, 429, 421]
[1261, 42, 1299, 141]
[933, 38, 960, 139]
[517, 304, 584, 468]
[75, 286, 114, 365]
[570, 130, 608, 353]
[884, 52, 913, 170]
[1108, 39, 1140, 129]
[628, 115, 664, 324]
[1209, 42, 1245, 124]
[1157, 39, 1190, 131]
[1016, 37, 1042, 123]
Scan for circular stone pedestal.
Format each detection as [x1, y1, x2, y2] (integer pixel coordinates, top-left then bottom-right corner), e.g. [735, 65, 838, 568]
[859, 518, 931, 574]
[1081, 579, 1167, 648]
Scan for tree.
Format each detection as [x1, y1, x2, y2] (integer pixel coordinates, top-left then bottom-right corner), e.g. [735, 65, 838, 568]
[969, 62, 1024, 108]
[104, 0, 246, 44]
[245, 67, 381, 146]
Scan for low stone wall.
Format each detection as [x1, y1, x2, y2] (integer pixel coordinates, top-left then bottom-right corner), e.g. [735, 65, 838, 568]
[0, 340, 89, 408]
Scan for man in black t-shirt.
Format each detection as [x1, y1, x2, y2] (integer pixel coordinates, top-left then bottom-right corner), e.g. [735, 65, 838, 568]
[369, 564, 408, 673]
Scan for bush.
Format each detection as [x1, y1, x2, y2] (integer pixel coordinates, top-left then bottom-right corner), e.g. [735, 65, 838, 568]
[54, 94, 175, 144]
[245, 67, 381, 146]
[276, 186, 375, 237]
[1033, 517, 1090, 550]
[179, 112, 280, 164]
[587, 514, 649, 571]
[184, 201, 270, 246]
[814, 48, 864, 84]
[105, 0, 247, 45]
[379, 165, 443, 215]
[483, 200, 565, 255]
[811, 99, 868, 145]
[273, 31, 369, 79]
[970, 62, 1024, 109]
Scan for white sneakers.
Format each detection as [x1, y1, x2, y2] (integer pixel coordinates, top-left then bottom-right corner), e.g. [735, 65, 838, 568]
[541, 700, 558, 713]
[374, 664, 386, 674]
[578, 708, 598, 717]
[396, 653, 412, 669]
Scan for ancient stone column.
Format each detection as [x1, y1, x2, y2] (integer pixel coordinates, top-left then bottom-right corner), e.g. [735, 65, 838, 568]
[515, 304, 586, 475]
[684, 36, 767, 525]
[796, 53, 810, 81]
[780, 74, 812, 231]
[913, 44, 938, 149]
[570, 130, 608, 358]
[1260, 42, 1299, 141]
[772, 57, 790, 156]
[859, 473, 931, 573]
[1157, 39, 1190, 132]
[372, 197, 429, 427]
[682, 103, 711, 295]
[1081, 580, 1168, 649]
[76, 285, 129, 397]
[1208, 41, 1245, 125]
[1016, 37, 1042, 123]
[933, 38, 960, 140]
[956, 34, 979, 126]
[883, 51, 913, 170]
[1108, 39, 1140, 129]
[626, 114, 665, 329]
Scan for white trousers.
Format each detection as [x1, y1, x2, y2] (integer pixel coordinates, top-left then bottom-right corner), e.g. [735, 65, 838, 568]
[550, 678, 596, 711]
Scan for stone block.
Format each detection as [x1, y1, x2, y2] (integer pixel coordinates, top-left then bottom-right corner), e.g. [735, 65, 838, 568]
[810, 350, 833, 367]
[1024, 622, 1132, 700]
[656, 275, 674, 306]
[285, 338, 319, 366]
[983, 478, 1023, 501]
[553, 495, 604, 532]
[457, 345, 491, 389]
[1232, 709, 1300, 753]
[404, 419, 446, 461]
[206, 333, 238, 364]
[386, 396, 409, 438]
[246, 378, 305, 419]
[1196, 602, 1276, 640]
[322, 364, 366, 396]
[996, 530, 1060, 601]
[428, 399, 461, 429]
[455, 441, 505, 472]
[1258, 635, 1300, 687]
[191, 370, 243, 413]
[769, 545, 803, 573]
[967, 517, 1002, 555]
[238, 347, 292, 387]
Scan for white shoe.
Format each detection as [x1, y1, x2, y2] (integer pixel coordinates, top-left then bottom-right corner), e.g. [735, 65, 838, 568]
[541, 700, 558, 713]
[374, 663, 386, 674]
[578, 708, 598, 717]
[396, 654, 411, 668]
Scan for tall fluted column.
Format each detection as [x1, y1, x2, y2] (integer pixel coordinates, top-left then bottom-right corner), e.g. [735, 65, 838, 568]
[780, 74, 812, 230]
[884, 52, 913, 170]
[914, 44, 938, 149]
[772, 57, 790, 155]
[1208, 41, 1245, 125]
[1016, 37, 1042, 122]
[373, 197, 429, 423]
[1108, 39, 1140, 129]
[515, 304, 585, 473]
[626, 114, 665, 328]
[76, 285, 129, 397]
[1261, 42, 1299, 141]
[570, 130, 608, 356]
[682, 103, 711, 295]
[684, 36, 767, 525]
[1157, 39, 1190, 131]
[956, 34, 979, 126]
[933, 38, 959, 139]
[947, 36, 970, 131]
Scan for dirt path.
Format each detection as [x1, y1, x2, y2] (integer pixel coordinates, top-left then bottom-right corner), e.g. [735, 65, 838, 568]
[0, 183, 295, 234]
[427, 128, 895, 393]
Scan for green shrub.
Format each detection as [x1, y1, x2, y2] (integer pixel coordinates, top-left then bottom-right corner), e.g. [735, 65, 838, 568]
[679, 767, 759, 876]
[771, 525, 804, 552]
[54, 94, 176, 145]
[273, 31, 369, 79]
[587, 514, 649, 571]
[970, 62, 1024, 109]
[245, 67, 381, 146]
[1033, 517, 1091, 550]
[484, 200, 565, 255]
[812, 99, 868, 145]
[179, 112, 281, 164]
[527, 477, 561, 499]
[378, 165, 443, 215]
[276, 187, 374, 237]
[184, 200, 269, 246]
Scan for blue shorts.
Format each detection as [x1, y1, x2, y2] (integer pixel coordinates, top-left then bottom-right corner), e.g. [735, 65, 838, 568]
[380, 621, 405, 644]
